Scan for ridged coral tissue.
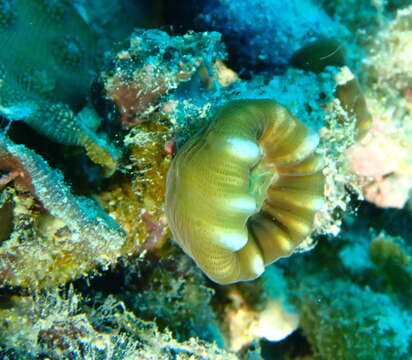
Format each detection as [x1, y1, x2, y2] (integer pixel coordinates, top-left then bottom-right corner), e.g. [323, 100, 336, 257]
[166, 99, 325, 284]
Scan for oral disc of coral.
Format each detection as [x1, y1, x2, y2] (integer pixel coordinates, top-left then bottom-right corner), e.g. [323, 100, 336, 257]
[166, 99, 325, 284]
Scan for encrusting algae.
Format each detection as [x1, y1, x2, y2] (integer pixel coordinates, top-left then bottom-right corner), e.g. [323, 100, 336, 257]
[97, 29, 225, 256]
[101, 29, 225, 128]
[99, 116, 172, 255]
[0, 133, 125, 288]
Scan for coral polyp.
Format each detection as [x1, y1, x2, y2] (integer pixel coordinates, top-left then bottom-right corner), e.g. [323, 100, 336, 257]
[166, 99, 324, 284]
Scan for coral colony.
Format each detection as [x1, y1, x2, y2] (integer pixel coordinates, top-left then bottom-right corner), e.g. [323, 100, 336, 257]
[0, 0, 412, 359]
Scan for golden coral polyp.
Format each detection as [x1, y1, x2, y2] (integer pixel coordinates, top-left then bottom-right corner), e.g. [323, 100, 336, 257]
[166, 100, 324, 284]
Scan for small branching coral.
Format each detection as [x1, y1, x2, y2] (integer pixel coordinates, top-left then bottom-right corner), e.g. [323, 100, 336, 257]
[0, 133, 125, 288]
[166, 99, 325, 284]
[315, 101, 361, 236]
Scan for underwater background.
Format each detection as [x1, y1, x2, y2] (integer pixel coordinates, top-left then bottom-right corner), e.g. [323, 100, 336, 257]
[0, 0, 411, 359]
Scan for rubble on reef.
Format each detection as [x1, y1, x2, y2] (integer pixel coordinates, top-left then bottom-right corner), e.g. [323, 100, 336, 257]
[98, 29, 224, 255]
[0, 133, 125, 288]
[221, 267, 299, 351]
[98, 116, 172, 255]
[0, 289, 238, 360]
[0, 0, 412, 359]
[101, 29, 225, 128]
[363, 5, 412, 95]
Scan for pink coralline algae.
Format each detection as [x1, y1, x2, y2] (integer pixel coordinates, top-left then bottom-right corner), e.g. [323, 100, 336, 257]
[102, 29, 224, 128]
[347, 118, 412, 208]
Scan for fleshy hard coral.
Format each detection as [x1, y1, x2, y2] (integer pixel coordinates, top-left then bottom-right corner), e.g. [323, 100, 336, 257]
[166, 99, 324, 284]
